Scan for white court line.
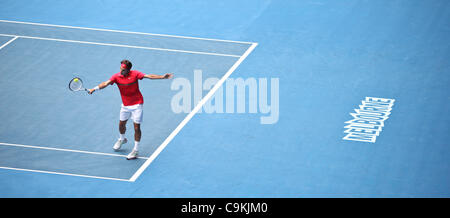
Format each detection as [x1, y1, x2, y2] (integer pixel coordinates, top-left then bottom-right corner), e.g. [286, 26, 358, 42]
[0, 166, 130, 182]
[0, 33, 241, 58]
[0, 19, 253, 44]
[0, 142, 148, 160]
[0, 36, 18, 50]
[129, 42, 258, 182]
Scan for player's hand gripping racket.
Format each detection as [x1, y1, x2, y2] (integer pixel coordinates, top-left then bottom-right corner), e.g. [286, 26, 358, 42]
[68, 77, 88, 93]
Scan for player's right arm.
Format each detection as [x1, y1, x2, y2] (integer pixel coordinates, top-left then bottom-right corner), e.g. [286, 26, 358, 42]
[88, 80, 113, 94]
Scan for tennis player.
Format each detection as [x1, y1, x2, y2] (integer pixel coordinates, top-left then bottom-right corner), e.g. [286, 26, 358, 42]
[88, 60, 173, 160]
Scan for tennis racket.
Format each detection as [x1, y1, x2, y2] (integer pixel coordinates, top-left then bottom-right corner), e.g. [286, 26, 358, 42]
[68, 77, 89, 92]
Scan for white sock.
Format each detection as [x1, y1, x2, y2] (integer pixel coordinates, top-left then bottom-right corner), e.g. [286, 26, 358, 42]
[134, 141, 140, 151]
[119, 134, 125, 141]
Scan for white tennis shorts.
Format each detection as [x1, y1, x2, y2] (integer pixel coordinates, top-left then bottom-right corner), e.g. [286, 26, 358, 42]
[120, 104, 143, 124]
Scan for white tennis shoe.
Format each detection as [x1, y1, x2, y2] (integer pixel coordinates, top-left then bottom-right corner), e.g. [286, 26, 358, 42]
[113, 138, 127, 151]
[126, 149, 139, 160]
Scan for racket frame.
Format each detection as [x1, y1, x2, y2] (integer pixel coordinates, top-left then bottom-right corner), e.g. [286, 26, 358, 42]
[68, 77, 88, 92]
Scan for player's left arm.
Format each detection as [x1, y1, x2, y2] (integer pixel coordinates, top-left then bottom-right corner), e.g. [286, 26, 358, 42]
[143, 73, 173, 80]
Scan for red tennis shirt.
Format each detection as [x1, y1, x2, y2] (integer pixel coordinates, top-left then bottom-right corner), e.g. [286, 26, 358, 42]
[109, 70, 146, 106]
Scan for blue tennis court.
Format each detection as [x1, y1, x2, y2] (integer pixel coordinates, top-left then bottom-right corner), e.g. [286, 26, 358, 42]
[0, 19, 256, 181]
[0, 0, 449, 197]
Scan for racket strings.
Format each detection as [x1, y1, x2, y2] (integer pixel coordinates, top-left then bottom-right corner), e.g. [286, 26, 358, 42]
[69, 78, 84, 91]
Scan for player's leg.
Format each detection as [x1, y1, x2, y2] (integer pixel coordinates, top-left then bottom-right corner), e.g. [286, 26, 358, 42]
[134, 123, 141, 142]
[114, 106, 131, 151]
[119, 120, 127, 136]
[127, 122, 140, 160]
[127, 105, 143, 160]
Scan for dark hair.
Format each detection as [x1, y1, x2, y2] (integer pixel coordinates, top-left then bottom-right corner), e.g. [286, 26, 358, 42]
[121, 59, 132, 70]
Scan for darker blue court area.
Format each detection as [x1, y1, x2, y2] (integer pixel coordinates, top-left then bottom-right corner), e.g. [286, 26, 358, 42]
[0, 0, 449, 197]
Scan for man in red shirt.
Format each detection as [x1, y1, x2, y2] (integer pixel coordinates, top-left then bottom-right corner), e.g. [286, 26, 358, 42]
[88, 60, 173, 160]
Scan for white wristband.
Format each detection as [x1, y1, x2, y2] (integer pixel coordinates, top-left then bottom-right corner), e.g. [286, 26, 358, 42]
[94, 86, 100, 90]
